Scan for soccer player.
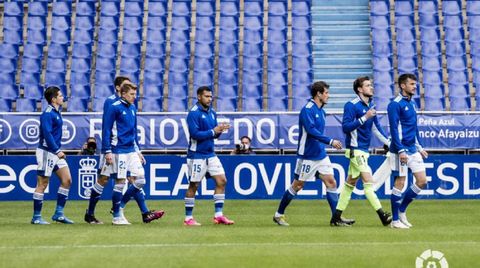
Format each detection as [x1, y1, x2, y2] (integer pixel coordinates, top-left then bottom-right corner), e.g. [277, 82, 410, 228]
[183, 86, 234, 226]
[273, 81, 352, 226]
[31, 86, 73, 224]
[330, 76, 392, 227]
[85, 77, 164, 224]
[387, 73, 428, 229]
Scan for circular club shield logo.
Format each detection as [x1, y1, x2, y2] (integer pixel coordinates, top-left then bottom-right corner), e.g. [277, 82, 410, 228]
[0, 119, 13, 145]
[416, 249, 449, 268]
[61, 119, 76, 144]
[19, 119, 41, 145]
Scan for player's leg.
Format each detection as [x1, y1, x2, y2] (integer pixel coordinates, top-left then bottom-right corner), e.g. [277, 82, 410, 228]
[359, 172, 392, 226]
[111, 154, 130, 224]
[273, 159, 307, 226]
[51, 162, 74, 224]
[389, 153, 409, 228]
[85, 175, 108, 224]
[398, 153, 427, 227]
[208, 156, 234, 225]
[332, 174, 358, 226]
[32, 175, 50, 224]
[184, 158, 206, 226]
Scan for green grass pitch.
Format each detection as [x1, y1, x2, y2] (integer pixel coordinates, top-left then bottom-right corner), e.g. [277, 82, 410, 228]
[0, 199, 478, 268]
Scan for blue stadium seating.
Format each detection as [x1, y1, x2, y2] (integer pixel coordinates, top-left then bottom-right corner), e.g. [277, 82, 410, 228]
[449, 84, 469, 97]
[4, 1, 23, 17]
[218, 84, 238, 97]
[67, 98, 89, 112]
[423, 84, 444, 97]
[0, 58, 17, 73]
[244, 0, 263, 16]
[443, 1, 461, 16]
[0, 72, 15, 85]
[370, 16, 389, 29]
[242, 97, 263, 111]
[167, 97, 188, 112]
[71, 71, 91, 85]
[94, 85, 115, 98]
[292, 0, 310, 16]
[46, 58, 67, 73]
[70, 84, 92, 98]
[95, 71, 116, 86]
[51, 29, 70, 45]
[2, 84, 19, 99]
[216, 97, 237, 112]
[22, 58, 42, 73]
[101, 2, 120, 17]
[397, 42, 416, 57]
[92, 97, 107, 112]
[16, 98, 38, 112]
[197, 1, 215, 16]
[373, 57, 392, 71]
[443, 15, 463, 29]
[267, 71, 287, 86]
[100, 16, 119, 31]
[172, 1, 191, 17]
[45, 72, 66, 87]
[268, 97, 288, 111]
[423, 71, 443, 85]
[418, 1, 437, 15]
[395, 1, 413, 16]
[149, 1, 168, 17]
[125, 1, 144, 17]
[445, 28, 464, 42]
[468, 16, 480, 30]
[141, 97, 164, 112]
[169, 58, 189, 72]
[421, 41, 441, 56]
[0, 99, 13, 112]
[447, 56, 467, 71]
[372, 41, 392, 56]
[467, 1, 480, 16]
[422, 56, 441, 72]
[419, 13, 439, 29]
[76, 2, 95, 16]
[218, 70, 238, 85]
[243, 84, 262, 97]
[146, 42, 166, 58]
[449, 96, 471, 111]
[52, 16, 71, 31]
[221, 1, 239, 16]
[445, 41, 465, 56]
[448, 71, 468, 85]
[0, 44, 19, 59]
[27, 16, 46, 31]
[76, 16, 95, 30]
[52, 1, 72, 16]
[148, 16, 167, 30]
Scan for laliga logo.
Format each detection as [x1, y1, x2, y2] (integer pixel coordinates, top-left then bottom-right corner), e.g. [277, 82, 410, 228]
[78, 158, 98, 199]
[0, 119, 12, 145]
[19, 119, 40, 144]
[416, 249, 448, 268]
[61, 119, 76, 144]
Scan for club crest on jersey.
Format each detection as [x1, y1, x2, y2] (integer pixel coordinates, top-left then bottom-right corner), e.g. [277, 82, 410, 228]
[78, 158, 98, 199]
[202, 115, 206, 119]
[122, 111, 126, 115]
[316, 114, 319, 118]
[405, 107, 409, 111]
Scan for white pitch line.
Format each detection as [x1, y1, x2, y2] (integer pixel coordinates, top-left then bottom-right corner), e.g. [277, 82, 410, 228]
[0, 241, 478, 250]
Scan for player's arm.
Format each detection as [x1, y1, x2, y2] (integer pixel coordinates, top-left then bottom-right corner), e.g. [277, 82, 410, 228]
[101, 105, 116, 154]
[415, 126, 428, 158]
[372, 114, 389, 146]
[187, 111, 218, 140]
[342, 102, 363, 133]
[387, 102, 405, 153]
[301, 109, 333, 145]
[41, 113, 61, 154]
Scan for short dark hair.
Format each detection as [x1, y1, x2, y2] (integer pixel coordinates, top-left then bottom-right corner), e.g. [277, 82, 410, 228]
[240, 136, 252, 142]
[197, 86, 212, 96]
[44, 86, 61, 104]
[114, 76, 131, 88]
[310, 81, 329, 97]
[353, 76, 370, 94]
[398, 73, 417, 88]
[120, 82, 137, 95]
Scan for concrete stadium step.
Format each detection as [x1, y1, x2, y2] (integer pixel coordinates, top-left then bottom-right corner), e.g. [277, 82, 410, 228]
[313, 28, 371, 37]
[315, 57, 371, 66]
[314, 43, 371, 52]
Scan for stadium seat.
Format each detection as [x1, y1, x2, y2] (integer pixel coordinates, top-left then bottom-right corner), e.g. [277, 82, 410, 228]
[418, 1, 437, 15]
[292, 56, 312, 72]
[371, 1, 389, 16]
[2, 84, 19, 99]
[268, 43, 287, 58]
[244, 17, 263, 31]
[449, 96, 471, 111]
[121, 43, 141, 58]
[76, 16, 95, 30]
[141, 97, 163, 112]
[98, 30, 118, 44]
[100, 17, 119, 31]
[219, 30, 239, 43]
[147, 16, 167, 30]
[221, 3, 239, 17]
[125, 2, 144, 17]
[147, 29, 166, 43]
[70, 71, 91, 85]
[194, 57, 214, 70]
[149, 1, 168, 17]
[292, 96, 309, 110]
[423, 84, 444, 97]
[243, 72, 263, 86]
[172, 2, 191, 16]
[373, 83, 393, 97]
[52, 17, 71, 31]
[166, 97, 188, 112]
[74, 29, 94, 44]
[71, 58, 91, 73]
[145, 57, 166, 72]
[16, 98, 38, 112]
[267, 72, 287, 86]
[397, 42, 416, 57]
[0, 72, 15, 85]
[448, 71, 468, 85]
[292, 0, 310, 16]
[269, 1, 287, 16]
[51, 29, 70, 45]
[70, 84, 92, 98]
[4, 1, 23, 17]
[23, 84, 47, 100]
[445, 41, 465, 56]
[218, 84, 238, 97]
[76, 2, 95, 16]
[92, 97, 107, 112]
[22, 58, 42, 73]
[372, 97, 391, 111]
[95, 71, 116, 86]
[124, 16, 143, 31]
[48, 43, 68, 58]
[443, 15, 462, 29]
[467, 1, 480, 16]
[422, 56, 441, 71]
[395, 16, 414, 29]
[373, 57, 393, 71]
[197, 2, 215, 17]
[0, 44, 19, 59]
[195, 43, 214, 56]
[193, 71, 213, 87]
[445, 28, 464, 42]
[45, 72, 66, 87]
[421, 41, 441, 56]
[0, 58, 17, 73]
[67, 98, 89, 112]
[243, 84, 263, 97]
[419, 14, 439, 29]
[268, 17, 287, 31]
[72, 44, 93, 58]
[94, 84, 115, 98]
[218, 70, 238, 85]
[3, 29, 23, 45]
[123, 30, 142, 44]
[219, 43, 239, 57]
[423, 71, 443, 85]
[244, 29, 263, 44]
[101, 1, 120, 17]
[396, 29, 415, 43]
[373, 71, 394, 85]
[0, 99, 13, 112]
[169, 58, 189, 72]
[143, 83, 164, 99]
[215, 97, 237, 112]
[448, 84, 469, 97]
[169, 41, 190, 57]
[443, 1, 461, 16]
[372, 16, 390, 30]
[372, 41, 392, 56]
[468, 16, 480, 30]
[3, 16, 22, 30]
[395, 1, 413, 16]
[244, 0, 263, 16]
[168, 72, 189, 85]
[27, 16, 46, 31]
[267, 97, 288, 111]
[26, 29, 47, 45]
[242, 97, 263, 111]
[28, 1, 48, 16]
[146, 42, 166, 58]
[292, 71, 313, 86]
[292, 16, 311, 30]
[447, 56, 467, 71]
[292, 42, 312, 57]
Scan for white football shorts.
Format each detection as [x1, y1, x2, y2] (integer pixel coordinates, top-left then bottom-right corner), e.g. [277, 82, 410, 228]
[389, 152, 426, 176]
[294, 157, 334, 181]
[36, 148, 68, 177]
[187, 156, 225, 183]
